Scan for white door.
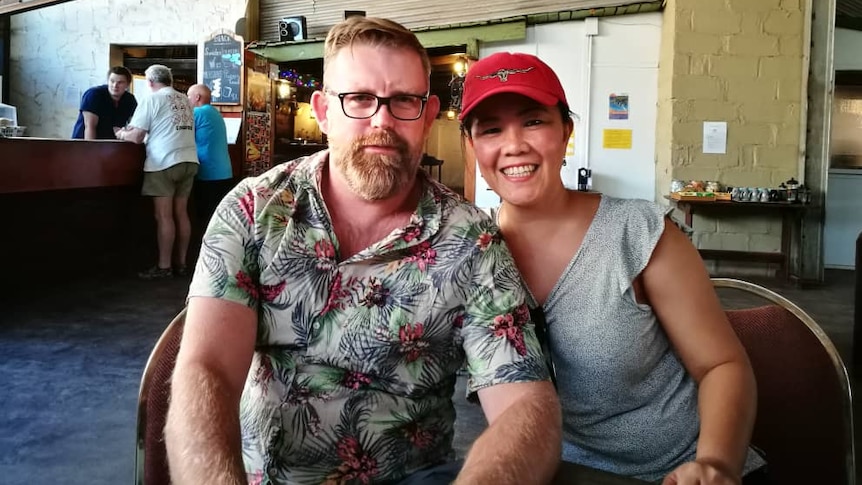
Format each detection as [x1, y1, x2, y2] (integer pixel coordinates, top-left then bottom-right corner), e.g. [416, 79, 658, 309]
[824, 170, 862, 269]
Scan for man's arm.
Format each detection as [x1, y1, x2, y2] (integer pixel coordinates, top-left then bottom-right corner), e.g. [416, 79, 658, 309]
[455, 381, 561, 485]
[164, 296, 257, 485]
[82, 111, 99, 140]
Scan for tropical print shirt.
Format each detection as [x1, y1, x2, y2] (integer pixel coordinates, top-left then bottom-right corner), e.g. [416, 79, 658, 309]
[188, 151, 548, 485]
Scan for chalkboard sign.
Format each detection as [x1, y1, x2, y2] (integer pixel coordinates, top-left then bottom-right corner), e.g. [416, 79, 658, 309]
[201, 31, 243, 105]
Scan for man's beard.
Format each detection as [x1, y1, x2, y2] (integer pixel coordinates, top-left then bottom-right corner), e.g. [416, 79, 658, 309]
[332, 130, 419, 200]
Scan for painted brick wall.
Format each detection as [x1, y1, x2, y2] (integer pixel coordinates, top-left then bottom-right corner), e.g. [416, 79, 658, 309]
[656, 0, 808, 273]
[9, 0, 246, 138]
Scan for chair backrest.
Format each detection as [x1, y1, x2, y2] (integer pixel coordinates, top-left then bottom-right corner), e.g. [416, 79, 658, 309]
[135, 308, 186, 485]
[712, 278, 855, 485]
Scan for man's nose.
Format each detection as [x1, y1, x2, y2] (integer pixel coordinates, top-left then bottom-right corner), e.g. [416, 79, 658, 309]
[370, 103, 397, 129]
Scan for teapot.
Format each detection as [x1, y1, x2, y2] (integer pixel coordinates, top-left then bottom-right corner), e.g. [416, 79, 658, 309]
[784, 178, 800, 203]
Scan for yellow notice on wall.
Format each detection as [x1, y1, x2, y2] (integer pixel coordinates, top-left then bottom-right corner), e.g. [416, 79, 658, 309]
[602, 129, 633, 149]
[566, 131, 575, 156]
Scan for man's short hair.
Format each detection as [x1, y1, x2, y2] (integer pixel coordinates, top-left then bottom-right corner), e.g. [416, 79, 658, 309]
[145, 64, 173, 86]
[323, 16, 430, 86]
[107, 66, 133, 84]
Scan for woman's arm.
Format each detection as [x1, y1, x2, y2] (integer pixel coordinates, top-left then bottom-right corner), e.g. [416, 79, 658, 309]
[641, 220, 756, 485]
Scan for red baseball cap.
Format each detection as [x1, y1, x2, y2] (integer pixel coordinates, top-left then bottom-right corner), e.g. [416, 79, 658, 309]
[458, 52, 568, 121]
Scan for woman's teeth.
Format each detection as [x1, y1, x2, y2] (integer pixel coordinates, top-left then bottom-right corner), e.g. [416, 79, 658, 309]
[502, 165, 537, 177]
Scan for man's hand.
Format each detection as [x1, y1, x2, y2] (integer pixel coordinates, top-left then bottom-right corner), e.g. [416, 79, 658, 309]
[116, 126, 146, 143]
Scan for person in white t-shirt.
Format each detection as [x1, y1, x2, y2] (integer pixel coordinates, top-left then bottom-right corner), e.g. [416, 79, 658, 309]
[116, 64, 199, 279]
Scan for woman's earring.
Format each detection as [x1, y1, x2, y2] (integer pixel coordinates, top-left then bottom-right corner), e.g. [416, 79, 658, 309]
[562, 159, 567, 166]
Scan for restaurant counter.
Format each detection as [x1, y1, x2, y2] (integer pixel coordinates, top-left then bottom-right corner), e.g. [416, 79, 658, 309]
[0, 137, 145, 193]
[0, 137, 241, 289]
[0, 137, 149, 287]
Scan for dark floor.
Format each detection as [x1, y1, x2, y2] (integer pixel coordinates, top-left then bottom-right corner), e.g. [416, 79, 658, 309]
[0, 270, 855, 484]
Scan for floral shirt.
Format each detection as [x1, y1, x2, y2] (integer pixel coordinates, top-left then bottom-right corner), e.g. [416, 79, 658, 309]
[188, 151, 548, 485]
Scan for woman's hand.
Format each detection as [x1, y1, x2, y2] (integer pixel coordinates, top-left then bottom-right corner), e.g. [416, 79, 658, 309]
[662, 460, 741, 485]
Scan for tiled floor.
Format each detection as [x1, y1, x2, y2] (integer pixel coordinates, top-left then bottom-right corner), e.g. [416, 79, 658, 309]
[0, 269, 856, 484]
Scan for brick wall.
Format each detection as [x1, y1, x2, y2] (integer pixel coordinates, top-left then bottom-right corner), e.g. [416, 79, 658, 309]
[656, 0, 808, 274]
[9, 0, 246, 138]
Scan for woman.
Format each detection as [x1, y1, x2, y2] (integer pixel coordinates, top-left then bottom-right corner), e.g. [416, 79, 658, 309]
[459, 52, 767, 485]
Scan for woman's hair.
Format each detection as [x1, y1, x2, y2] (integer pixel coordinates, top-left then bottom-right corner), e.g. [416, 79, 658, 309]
[322, 16, 431, 86]
[144, 64, 173, 86]
[107, 66, 133, 84]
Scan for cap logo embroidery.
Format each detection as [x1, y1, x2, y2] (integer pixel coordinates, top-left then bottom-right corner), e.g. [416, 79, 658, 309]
[478, 66, 534, 82]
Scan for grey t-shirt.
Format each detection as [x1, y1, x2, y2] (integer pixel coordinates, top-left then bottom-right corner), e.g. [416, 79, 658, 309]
[528, 195, 764, 481]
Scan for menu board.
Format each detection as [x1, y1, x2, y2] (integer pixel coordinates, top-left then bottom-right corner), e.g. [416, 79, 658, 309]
[201, 31, 243, 105]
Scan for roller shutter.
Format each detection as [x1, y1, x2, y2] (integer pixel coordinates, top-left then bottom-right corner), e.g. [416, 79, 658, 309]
[259, 0, 653, 42]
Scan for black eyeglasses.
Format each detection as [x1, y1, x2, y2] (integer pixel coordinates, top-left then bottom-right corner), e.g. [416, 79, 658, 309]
[529, 307, 557, 388]
[325, 89, 429, 121]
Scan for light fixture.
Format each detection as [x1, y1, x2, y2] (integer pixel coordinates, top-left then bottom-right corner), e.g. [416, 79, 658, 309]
[454, 59, 466, 77]
[445, 56, 468, 119]
[277, 80, 293, 99]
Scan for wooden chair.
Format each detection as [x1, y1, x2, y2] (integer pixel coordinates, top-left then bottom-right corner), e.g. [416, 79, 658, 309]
[713, 278, 855, 485]
[134, 308, 186, 485]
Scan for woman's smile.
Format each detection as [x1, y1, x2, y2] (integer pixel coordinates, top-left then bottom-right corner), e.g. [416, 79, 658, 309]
[501, 164, 538, 178]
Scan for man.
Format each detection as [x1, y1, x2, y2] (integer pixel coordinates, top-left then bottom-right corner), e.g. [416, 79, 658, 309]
[71, 66, 138, 140]
[116, 64, 198, 279]
[165, 16, 561, 485]
[186, 83, 234, 227]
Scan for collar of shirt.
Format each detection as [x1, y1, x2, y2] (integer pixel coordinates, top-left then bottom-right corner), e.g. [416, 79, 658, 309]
[289, 150, 444, 259]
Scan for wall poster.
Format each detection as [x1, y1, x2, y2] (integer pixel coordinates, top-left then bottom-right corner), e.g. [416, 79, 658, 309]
[609, 93, 629, 120]
[702, 121, 727, 154]
[245, 67, 273, 176]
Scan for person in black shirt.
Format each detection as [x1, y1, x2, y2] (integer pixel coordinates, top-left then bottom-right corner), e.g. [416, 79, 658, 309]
[71, 66, 137, 140]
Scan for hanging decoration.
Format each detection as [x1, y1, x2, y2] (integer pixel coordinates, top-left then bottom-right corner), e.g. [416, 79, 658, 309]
[279, 68, 321, 89]
[447, 57, 468, 119]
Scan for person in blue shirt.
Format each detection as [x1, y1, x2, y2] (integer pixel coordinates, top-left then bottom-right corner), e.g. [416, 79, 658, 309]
[186, 83, 234, 226]
[72, 66, 137, 140]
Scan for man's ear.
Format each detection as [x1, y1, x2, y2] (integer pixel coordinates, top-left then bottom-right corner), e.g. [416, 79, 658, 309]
[423, 95, 441, 130]
[311, 90, 330, 134]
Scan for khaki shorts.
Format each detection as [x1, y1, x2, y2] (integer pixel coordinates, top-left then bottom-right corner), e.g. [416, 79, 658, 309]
[142, 162, 198, 197]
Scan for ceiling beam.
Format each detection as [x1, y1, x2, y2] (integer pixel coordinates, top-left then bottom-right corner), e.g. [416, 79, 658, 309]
[0, 0, 75, 16]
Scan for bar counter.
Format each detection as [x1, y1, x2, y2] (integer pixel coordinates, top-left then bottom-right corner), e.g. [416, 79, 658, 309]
[0, 137, 146, 193]
[0, 137, 151, 289]
[0, 136, 292, 292]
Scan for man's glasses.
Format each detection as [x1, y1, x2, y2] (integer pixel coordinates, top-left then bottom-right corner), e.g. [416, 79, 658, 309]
[325, 90, 429, 121]
[530, 307, 557, 387]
